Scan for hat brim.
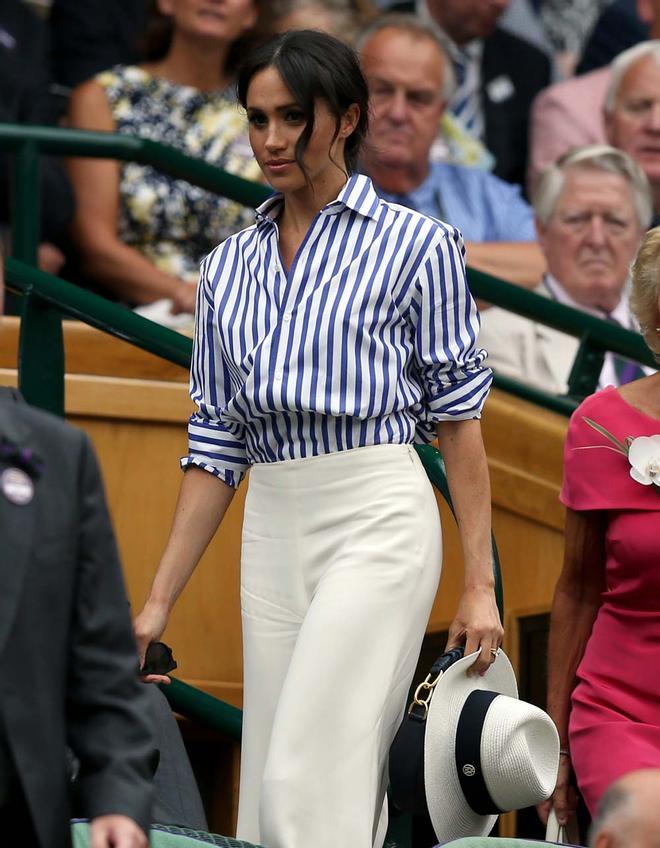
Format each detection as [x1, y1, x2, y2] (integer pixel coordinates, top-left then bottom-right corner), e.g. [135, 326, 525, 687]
[424, 649, 518, 843]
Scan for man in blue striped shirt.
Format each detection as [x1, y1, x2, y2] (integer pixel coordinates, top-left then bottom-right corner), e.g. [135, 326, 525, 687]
[359, 14, 546, 288]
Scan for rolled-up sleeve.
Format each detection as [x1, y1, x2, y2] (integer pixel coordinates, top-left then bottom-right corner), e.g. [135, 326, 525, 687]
[411, 225, 492, 421]
[180, 257, 250, 488]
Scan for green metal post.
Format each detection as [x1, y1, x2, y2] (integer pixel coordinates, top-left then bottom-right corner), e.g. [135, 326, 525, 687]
[11, 138, 39, 266]
[17, 290, 65, 416]
[9, 140, 66, 415]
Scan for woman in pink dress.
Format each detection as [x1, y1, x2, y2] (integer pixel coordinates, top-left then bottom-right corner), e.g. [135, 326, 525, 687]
[546, 226, 660, 825]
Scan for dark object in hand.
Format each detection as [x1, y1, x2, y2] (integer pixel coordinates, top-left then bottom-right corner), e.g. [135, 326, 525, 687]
[141, 641, 177, 676]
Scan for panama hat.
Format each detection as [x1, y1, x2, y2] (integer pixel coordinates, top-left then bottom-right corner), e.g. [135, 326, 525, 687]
[424, 649, 559, 843]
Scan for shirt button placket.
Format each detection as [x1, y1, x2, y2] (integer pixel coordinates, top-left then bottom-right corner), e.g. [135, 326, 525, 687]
[274, 310, 291, 383]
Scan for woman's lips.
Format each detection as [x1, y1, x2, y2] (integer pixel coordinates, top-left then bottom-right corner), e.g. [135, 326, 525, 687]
[265, 160, 295, 173]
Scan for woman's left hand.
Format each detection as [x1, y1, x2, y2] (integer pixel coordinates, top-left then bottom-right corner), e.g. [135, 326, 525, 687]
[446, 584, 504, 675]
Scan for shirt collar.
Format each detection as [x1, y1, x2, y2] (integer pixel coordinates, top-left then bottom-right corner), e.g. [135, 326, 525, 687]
[543, 274, 634, 328]
[255, 173, 382, 229]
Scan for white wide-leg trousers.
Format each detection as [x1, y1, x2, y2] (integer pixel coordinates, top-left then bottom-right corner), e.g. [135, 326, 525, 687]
[236, 443, 442, 848]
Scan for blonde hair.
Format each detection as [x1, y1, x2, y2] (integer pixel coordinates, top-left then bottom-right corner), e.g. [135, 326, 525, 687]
[631, 227, 660, 361]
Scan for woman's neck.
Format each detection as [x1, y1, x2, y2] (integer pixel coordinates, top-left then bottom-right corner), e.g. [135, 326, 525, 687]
[145, 30, 231, 92]
[618, 370, 660, 420]
[279, 169, 349, 236]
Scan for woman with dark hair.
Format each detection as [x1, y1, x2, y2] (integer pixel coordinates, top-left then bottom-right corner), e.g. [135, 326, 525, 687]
[66, 0, 261, 327]
[134, 29, 502, 847]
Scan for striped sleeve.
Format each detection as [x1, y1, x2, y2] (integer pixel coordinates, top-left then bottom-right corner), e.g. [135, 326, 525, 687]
[410, 224, 492, 420]
[180, 252, 249, 488]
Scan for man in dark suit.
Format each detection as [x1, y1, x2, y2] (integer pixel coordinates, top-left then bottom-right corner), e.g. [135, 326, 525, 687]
[0, 269, 154, 845]
[388, 0, 552, 187]
[577, 0, 650, 74]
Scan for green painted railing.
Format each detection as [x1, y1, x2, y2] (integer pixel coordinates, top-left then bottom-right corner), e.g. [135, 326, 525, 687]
[4, 124, 623, 848]
[467, 267, 657, 404]
[3, 123, 270, 267]
[5, 257, 192, 415]
[4, 258, 505, 618]
[2, 122, 655, 419]
[7, 254, 654, 420]
[162, 677, 243, 741]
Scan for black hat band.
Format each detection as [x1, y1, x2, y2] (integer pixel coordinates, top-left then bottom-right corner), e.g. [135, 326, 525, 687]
[455, 689, 502, 816]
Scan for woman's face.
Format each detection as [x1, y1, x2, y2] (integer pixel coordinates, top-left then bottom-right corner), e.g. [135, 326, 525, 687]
[157, 0, 257, 44]
[246, 66, 357, 195]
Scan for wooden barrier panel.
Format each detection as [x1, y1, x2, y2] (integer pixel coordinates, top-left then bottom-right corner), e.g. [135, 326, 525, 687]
[0, 317, 568, 703]
[1, 318, 569, 835]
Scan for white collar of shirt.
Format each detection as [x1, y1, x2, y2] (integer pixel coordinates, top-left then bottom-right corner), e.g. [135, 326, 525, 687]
[542, 273, 634, 329]
[542, 274, 646, 388]
[255, 173, 382, 229]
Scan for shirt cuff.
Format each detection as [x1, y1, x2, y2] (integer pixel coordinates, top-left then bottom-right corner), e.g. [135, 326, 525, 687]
[180, 455, 246, 489]
[424, 367, 493, 421]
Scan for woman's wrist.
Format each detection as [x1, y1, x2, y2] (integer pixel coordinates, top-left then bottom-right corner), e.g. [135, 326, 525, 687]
[145, 593, 174, 615]
[463, 577, 495, 593]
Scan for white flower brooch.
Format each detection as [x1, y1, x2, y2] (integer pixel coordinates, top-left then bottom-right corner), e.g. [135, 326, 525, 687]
[583, 417, 660, 493]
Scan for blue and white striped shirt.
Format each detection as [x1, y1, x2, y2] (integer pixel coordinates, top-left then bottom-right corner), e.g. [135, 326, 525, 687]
[183, 174, 492, 488]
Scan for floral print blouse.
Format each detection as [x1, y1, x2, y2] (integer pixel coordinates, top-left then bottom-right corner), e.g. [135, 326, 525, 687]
[96, 65, 262, 282]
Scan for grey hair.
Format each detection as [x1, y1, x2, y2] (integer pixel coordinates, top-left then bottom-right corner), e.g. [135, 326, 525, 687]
[532, 144, 653, 231]
[588, 784, 630, 847]
[356, 13, 455, 102]
[631, 227, 660, 361]
[604, 40, 660, 114]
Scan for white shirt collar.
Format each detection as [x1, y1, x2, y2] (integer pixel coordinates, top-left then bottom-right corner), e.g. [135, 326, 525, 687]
[255, 174, 382, 229]
[543, 274, 635, 329]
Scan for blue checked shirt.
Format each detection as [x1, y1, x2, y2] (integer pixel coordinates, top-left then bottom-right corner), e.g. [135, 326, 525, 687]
[182, 175, 492, 488]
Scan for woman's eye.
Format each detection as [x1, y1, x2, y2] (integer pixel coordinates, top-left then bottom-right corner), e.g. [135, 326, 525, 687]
[285, 110, 306, 123]
[247, 113, 267, 128]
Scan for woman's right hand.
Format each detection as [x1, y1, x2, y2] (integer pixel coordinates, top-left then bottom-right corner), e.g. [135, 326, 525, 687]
[133, 599, 170, 677]
[538, 754, 578, 827]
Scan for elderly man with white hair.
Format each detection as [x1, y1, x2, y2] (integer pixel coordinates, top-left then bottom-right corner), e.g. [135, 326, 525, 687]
[529, 0, 660, 191]
[478, 145, 653, 394]
[605, 40, 660, 222]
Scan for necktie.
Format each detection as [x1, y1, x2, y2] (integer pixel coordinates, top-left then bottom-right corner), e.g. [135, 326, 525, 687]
[605, 315, 647, 385]
[450, 49, 483, 140]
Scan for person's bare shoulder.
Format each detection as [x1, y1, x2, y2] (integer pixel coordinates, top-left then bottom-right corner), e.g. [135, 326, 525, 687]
[68, 78, 114, 131]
